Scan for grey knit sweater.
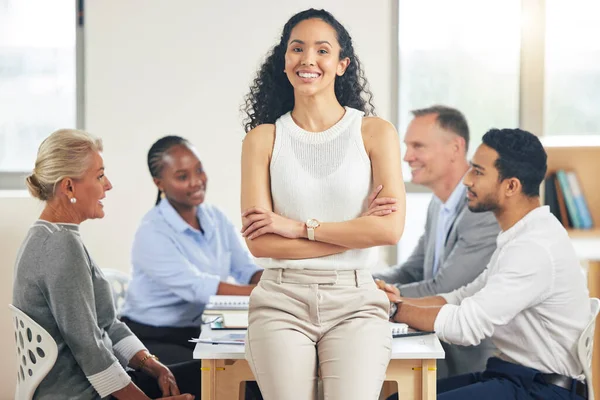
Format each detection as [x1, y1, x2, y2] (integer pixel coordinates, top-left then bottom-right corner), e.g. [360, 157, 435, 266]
[13, 220, 146, 399]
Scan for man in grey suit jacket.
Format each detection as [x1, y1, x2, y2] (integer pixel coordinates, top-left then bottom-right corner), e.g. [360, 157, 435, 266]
[374, 106, 500, 378]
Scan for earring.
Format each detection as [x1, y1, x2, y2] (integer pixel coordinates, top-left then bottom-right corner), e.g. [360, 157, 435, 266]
[70, 197, 77, 204]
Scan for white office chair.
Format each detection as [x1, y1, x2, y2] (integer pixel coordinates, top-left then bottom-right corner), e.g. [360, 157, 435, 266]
[578, 297, 600, 400]
[9, 304, 58, 400]
[102, 268, 131, 313]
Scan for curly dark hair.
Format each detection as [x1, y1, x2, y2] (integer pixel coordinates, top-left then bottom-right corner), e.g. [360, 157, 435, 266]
[242, 8, 375, 133]
[482, 128, 547, 197]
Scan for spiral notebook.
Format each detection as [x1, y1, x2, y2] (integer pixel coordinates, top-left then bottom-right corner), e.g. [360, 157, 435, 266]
[390, 322, 409, 335]
[205, 295, 250, 310]
[390, 322, 435, 338]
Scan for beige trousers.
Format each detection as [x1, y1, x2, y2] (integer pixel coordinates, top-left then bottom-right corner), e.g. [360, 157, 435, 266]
[245, 268, 392, 400]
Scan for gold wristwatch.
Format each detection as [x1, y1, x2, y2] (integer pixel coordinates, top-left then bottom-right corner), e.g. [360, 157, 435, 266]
[306, 218, 320, 241]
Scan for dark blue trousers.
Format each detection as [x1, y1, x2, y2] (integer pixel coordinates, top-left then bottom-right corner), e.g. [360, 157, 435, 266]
[387, 357, 585, 400]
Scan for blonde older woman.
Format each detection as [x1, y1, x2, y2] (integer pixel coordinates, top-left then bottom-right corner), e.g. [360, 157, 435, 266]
[12, 129, 198, 400]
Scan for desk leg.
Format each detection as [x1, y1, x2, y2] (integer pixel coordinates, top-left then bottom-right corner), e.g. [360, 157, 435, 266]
[201, 359, 255, 400]
[588, 261, 600, 398]
[381, 359, 436, 400]
[421, 359, 436, 400]
[201, 360, 217, 400]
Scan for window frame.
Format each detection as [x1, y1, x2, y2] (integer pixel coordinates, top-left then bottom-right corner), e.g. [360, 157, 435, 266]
[394, 0, 547, 263]
[0, 0, 84, 190]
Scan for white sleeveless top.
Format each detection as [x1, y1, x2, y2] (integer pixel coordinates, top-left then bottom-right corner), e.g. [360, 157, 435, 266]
[262, 106, 378, 270]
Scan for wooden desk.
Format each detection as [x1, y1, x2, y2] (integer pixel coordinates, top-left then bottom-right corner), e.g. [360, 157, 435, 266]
[194, 327, 444, 400]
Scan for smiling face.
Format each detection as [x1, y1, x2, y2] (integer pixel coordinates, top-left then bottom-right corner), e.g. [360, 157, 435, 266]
[403, 114, 459, 188]
[284, 18, 350, 97]
[71, 151, 112, 221]
[463, 144, 503, 213]
[154, 144, 207, 210]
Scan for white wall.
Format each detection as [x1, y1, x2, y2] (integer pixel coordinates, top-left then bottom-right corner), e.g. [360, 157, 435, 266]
[0, 1, 396, 397]
[82, 0, 398, 269]
[0, 195, 43, 400]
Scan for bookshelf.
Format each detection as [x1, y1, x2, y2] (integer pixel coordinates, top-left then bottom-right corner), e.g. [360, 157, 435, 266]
[544, 143, 600, 395]
[544, 145, 599, 231]
[567, 228, 600, 239]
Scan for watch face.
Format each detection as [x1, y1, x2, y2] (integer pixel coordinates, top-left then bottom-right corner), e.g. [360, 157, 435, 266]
[307, 219, 320, 229]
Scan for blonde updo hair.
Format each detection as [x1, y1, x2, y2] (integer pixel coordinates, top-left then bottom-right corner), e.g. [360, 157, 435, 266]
[26, 129, 103, 201]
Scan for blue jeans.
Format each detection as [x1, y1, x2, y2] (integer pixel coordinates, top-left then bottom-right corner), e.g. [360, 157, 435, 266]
[387, 357, 585, 400]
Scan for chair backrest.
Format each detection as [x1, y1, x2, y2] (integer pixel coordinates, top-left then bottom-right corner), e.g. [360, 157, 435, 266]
[9, 304, 58, 400]
[578, 297, 600, 400]
[101, 268, 131, 313]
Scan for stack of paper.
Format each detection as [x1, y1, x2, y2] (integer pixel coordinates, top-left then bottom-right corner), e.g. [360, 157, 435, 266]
[190, 332, 246, 345]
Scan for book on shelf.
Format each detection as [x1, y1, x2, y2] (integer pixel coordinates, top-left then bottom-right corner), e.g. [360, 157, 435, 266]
[544, 174, 572, 228]
[555, 170, 582, 229]
[553, 174, 572, 228]
[566, 171, 593, 229]
[553, 170, 593, 230]
[544, 174, 563, 225]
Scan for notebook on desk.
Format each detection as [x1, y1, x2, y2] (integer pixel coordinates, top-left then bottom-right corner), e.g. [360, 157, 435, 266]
[203, 296, 250, 329]
[390, 322, 435, 338]
[205, 295, 250, 310]
[204, 312, 248, 330]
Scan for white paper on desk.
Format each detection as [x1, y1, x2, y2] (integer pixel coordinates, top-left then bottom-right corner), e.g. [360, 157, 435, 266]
[190, 333, 246, 345]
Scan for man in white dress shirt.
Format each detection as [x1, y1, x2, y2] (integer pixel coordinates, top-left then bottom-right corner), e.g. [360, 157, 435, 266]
[387, 128, 590, 399]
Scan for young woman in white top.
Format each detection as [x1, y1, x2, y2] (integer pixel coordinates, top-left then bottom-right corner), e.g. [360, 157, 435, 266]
[240, 8, 406, 400]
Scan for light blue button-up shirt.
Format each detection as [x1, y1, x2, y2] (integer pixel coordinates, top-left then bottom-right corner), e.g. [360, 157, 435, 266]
[121, 199, 261, 328]
[432, 182, 466, 277]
